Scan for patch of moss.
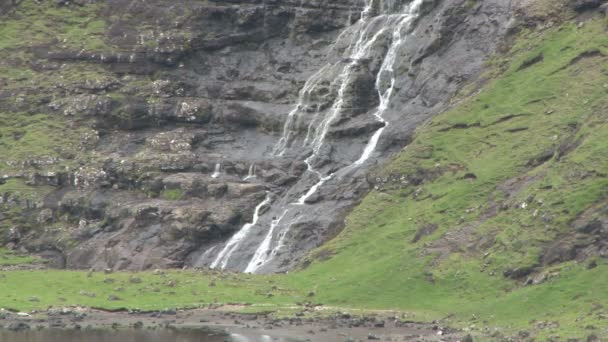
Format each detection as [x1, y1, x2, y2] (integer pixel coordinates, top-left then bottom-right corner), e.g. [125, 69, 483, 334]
[162, 188, 184, 201]
[0, 0, 110, 52]
[0, 248, 41, 266]
[0, 112, 95, 172]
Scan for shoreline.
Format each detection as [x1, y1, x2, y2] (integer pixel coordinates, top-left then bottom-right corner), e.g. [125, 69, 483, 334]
[0, 306, 465, 341]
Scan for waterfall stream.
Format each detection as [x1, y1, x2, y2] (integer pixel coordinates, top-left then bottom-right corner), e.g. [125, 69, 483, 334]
[210, 194, 271, 270]
[209, 0, 425, 273]
[211, 163, 221, 179]
[244, 209, 289, 273]
[273, 65, 331, 157]
[243, 163, 256, 181]
[348, 0, 423, 168]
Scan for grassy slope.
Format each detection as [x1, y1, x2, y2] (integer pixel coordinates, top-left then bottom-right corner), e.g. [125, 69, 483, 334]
[287, 18, 608, 337]
[0, 1, 121, 233]
[0, 270, 304, 312]
[286, 17, 608, 338]
[0, 248, 39, 266]
[1, 2, 607, 341]
[0, 1, 109, 173]
[0, 1, 107, 51]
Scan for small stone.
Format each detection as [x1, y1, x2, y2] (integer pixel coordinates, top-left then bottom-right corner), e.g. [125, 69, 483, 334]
[461, 334, 474, 342]
[160, 309, 176, 315]
[374, 321, 385, 328]
[107, 294, 122, 301]
[129, 276, 142, 284]
[79, 290, 96, 298]
[8, 322, 30, 331]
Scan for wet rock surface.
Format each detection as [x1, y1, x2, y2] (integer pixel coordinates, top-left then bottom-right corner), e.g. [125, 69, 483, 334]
[1, 0, 513, 272]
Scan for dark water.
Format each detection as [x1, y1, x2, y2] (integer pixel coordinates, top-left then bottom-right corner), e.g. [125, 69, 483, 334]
[0, 329, 284, 342]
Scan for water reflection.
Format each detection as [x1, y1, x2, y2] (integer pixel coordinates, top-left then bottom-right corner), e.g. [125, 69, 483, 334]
[0, 329, 297, 342]
[230, 333, 277, 342]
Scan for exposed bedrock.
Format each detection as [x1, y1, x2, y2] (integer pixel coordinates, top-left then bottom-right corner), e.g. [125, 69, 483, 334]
[2, 0, 514, 272]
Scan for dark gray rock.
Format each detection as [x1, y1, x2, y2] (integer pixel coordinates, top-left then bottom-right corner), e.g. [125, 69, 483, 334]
[4, 0, 515, 273]
[7, 322, 30, 332]
[573, 0, 608, 12]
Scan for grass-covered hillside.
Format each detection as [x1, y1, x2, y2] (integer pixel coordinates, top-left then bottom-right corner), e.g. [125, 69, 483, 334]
[1, 0, 607, 341]
[288, 14, 608, 339]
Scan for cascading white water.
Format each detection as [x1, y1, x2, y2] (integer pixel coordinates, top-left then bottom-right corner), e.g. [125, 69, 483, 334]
[296, 0, 424, 202]
[244, 209, 289, 273]
[242, 0, 425, 272]
[210, 194, 271, 270]
[294, 4, 390, 204]
[273, 65, 331, 157]
[197, 245, 217, 265]
[211, 163, 221, 178]
[295, 172, 332, 205]
[349, 0, 423, 167]
[270, 220, 296, 259]
[209, 0, 425, 273]
[243, 163, 256, 181]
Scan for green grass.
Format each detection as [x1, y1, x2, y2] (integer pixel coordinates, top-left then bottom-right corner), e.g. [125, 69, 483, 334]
[1, 3, 607, 341]
[0, 179, 52, 197]
[0, 112, 94, 172]
[0, 179, 55, 233]
[0, 248, 40, 266]
[162, 188, 184, 201]
[0, 270, 303, 312]
[0, 0, 108, 52]
[282, 18, 608, 338]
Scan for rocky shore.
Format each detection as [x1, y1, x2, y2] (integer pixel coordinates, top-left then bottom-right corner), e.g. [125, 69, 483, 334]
[0, 306, 466, 341]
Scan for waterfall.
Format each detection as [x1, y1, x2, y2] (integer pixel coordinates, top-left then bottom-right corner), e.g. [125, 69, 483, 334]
[211, 163, 221, 178]
[209, 0, 425, 273]
[243, 0, 425, 272]
[273, 65, 331, 157]
[296, 0, 424, 201]
[209, 194, 271, 270]
[243, 163, 256, 181]
[293, 4, 389, 204]
[270, 221, 296, 259]
[296, 171, 332, 205]
[244, 209, 289, 273]
[197, 245, 217, 264]
[349, 0, 423, 167]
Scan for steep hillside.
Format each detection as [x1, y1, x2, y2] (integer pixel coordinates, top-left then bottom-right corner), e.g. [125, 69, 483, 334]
[0, 0, 607, 340]
[288, 5, 608, 338]
[0, 0, 363, 271]
[0, 0, 511, 273]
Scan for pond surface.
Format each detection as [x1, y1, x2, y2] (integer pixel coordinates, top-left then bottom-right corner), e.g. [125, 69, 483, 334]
[0, 329, 287, 342]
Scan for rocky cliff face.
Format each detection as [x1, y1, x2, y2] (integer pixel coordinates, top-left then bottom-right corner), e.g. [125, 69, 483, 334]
[1, 0, 512, 272]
